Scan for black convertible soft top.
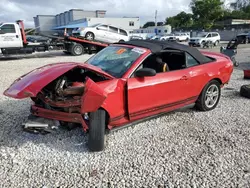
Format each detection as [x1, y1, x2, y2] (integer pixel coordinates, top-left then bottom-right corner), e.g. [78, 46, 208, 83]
[115, 40, 212, 64]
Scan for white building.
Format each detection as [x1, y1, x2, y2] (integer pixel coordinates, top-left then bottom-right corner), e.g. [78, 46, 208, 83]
[33, 9, 140, 35]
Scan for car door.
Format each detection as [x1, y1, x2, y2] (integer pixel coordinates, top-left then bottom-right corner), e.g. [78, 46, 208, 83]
[205, 33, 212, 42]
[108, 26, 120, 43]
[95, 24, 109, 43]
[127, 66, 192, 121]
[184, 52, 207, 98]
[0, 23, 22, 48]
[119, 29, 129, 41]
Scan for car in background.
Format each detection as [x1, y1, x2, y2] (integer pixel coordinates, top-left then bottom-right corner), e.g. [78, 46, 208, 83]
[171, 33, 190, 42]
[150, 35, 161, 40]
[3, 40, 234, 152]
[160, 34, 174, 41]
[129, 36, 144, 40]
[79, 23, 129, 43]
[72, 27, 85, 37]
[188, 32, 220, 47]
[236, 31, 250, 44]
[26, 35, 51, 43]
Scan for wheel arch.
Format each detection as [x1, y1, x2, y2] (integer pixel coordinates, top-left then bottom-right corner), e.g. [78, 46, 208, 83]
[211, 78, 222, 85]
[198, 77, 223, 97]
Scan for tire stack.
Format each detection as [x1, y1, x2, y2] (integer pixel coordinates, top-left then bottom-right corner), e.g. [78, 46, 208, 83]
[240, 85, 250, 99]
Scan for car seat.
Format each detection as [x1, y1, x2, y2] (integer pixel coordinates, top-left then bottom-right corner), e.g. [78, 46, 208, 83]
[155, 56, 169, 73]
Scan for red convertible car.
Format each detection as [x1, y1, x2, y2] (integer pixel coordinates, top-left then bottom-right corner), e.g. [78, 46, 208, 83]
[4, 40, 234, 151]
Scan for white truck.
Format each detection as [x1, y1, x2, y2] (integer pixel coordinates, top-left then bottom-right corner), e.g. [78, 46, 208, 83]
[0, 20, 63, 55]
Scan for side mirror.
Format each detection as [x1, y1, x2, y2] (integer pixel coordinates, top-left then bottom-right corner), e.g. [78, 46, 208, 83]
[96, 27, 99, 30]
[134, 68, 156, 77]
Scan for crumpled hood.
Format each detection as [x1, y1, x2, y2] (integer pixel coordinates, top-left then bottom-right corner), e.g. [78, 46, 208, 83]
[3, 62, 114, 99]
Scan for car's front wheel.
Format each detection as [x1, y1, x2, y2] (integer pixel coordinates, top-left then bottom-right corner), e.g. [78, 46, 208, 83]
[85, 32, 95, 41]
[195, 80, 221, 111]
[88, 109, 107, 152]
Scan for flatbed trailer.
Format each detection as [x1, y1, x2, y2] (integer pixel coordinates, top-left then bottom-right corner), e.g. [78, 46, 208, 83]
[63, 36, 109, 56]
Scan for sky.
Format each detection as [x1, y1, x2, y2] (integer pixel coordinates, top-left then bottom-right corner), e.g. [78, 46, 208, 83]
[0, 0, 234, 28]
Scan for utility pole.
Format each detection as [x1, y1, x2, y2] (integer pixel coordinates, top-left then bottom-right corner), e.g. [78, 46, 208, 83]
[155, 10, 157, 26]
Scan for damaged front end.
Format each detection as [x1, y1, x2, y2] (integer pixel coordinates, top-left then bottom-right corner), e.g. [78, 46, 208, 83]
[4, 64, 110, 133]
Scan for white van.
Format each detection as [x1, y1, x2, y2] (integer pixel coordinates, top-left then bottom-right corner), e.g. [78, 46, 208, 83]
[79, 23, 129, 43]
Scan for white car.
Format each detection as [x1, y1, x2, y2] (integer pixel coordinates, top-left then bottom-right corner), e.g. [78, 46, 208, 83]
[79, 23, 129, 43]
[173, 33, 190, 42]
[188, 32, 221, 46]
[160, 34, 174, 41]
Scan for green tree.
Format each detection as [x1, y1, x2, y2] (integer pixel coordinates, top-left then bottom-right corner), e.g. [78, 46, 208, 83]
[190, 0, 224, 29]
[166, 11, 193, 28]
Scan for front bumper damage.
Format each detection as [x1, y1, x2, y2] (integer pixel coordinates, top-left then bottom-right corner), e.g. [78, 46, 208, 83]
[30, 105, 89, 131]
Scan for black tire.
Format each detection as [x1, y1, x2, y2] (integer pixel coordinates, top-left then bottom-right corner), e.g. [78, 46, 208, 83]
[201, 41, 205, 48]
[195, 80, 221, 111]
[70, 43, 84, 56]
[88, 109, 106, 152]
[231, 56, 239, 67]
[214, 40, 219, 46]
[240, 85, 250, 99]
[245, 37, 249, 44]
[85, 32, 95, 41]
[119, 39, 125, 42]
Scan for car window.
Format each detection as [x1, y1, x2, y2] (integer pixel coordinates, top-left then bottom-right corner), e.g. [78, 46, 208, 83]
[131, 51, 187, 77]
[207, 34, 212, 38]
[186, 53, 199, 67]
[109, 26, 118, 33]
[119, 29, 128, 36]
[0, 24, 16, 33]
[97, 25, 108, 31]
[212, 33, 218, 37]
[86, 45, 146, 78]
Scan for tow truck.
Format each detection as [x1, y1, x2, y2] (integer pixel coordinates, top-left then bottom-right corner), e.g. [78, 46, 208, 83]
[0, 20, 64, 55]
[0, 20, 112, 56]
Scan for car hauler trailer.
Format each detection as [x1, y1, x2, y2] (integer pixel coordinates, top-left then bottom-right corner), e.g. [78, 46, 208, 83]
[0, 20, 64, 55]
[63, 35, 109, 56]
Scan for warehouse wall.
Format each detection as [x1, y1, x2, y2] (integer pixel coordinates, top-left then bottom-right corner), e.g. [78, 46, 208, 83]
[33, 15, 56, 34]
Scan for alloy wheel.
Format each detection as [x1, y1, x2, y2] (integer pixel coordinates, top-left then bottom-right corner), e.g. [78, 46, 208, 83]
[205, 84, 219, 108]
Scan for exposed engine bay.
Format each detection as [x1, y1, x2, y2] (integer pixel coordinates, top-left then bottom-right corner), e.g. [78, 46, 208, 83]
[31, 68, 108, 114]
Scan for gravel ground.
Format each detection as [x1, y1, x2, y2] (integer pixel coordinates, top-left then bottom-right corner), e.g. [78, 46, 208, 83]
[0, 49, 250, 188]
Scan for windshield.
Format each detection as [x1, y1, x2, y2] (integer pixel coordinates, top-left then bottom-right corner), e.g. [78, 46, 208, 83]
[89, 23, 101, 27]
[86, 45, 146, 78]
[197, 32, 208, 37]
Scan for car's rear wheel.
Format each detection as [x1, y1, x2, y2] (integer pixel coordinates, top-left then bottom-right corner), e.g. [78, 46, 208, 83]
[214, 40, 219, 46]
[195, 80, 221, 111]
[245, 37, 249, 44]
[70, 43, 84, 56]
[85, 32, 95, 41]
[119, 39, 125, 42]
[88, 109, 107, 152]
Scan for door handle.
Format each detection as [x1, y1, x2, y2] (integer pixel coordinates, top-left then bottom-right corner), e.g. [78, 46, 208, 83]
[180, 75, 189, 80]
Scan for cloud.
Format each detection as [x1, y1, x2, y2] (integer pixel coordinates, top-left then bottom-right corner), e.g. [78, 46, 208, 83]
[0, 0, 193, 28]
